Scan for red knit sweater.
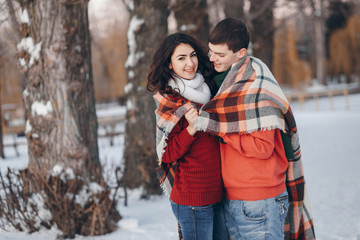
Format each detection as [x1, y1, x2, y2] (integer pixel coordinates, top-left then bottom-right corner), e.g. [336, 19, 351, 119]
[162, 115, 223, 206]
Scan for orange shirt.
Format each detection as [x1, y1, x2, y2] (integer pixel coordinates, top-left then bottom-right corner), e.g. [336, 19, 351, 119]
[220, 129, 288, 201]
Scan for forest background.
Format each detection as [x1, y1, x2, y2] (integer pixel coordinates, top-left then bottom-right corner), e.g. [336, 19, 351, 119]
[0, 0, 359, 239]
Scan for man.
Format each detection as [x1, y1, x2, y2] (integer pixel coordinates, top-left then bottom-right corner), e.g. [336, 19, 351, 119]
[195, 18, 316, 240]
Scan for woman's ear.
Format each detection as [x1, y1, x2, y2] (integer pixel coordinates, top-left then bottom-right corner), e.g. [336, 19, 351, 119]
[169, 63, 172, 69]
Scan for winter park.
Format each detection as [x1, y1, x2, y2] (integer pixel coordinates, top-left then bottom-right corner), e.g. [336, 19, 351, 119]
[1, 0, 360, 240]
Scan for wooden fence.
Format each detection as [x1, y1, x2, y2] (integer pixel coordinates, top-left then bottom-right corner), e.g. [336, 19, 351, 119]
[1, 107, 126, 154]
[285, 88, 356, 111]
[97, 114, 125, 146]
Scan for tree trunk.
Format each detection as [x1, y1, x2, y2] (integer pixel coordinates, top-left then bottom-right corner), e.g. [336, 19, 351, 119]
[223, 0, 244, 19]
[2, 1, 122, 236]
[173, 0, 209, 45]
[1, 38, 7, 159]
[0, 80, 3, 158]
[249, 0, 276, 70]
[311, 0, 326, 85]
[123, 0, 170, 196]
[16, 0, 100, 179]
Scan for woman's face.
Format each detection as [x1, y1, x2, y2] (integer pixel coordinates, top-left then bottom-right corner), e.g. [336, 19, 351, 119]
[169, 43, 198, 80]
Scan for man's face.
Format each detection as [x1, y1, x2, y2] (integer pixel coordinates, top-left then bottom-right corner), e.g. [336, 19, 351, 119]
[208, 43, 244, 72]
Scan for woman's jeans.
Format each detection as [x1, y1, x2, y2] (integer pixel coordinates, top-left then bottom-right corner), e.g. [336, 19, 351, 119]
[170, 200, 228, 240]
[224, 189, 290, 240]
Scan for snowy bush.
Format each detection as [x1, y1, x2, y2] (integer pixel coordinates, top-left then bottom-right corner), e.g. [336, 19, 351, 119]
[0, 166, 121, 238]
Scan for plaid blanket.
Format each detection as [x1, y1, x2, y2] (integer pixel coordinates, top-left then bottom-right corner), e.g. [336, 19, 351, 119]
[153, 93, 197, 195]
[195, 56, 316, 240]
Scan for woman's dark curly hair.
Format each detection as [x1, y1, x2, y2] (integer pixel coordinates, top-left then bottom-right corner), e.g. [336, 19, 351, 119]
[147, 33, 214, 95]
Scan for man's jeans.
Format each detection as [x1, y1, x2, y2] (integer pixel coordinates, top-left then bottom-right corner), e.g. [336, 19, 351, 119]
[170, 200, 229, 240]
[224, 189, 289, 240]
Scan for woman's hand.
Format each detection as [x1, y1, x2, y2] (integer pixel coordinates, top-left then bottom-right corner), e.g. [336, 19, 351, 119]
[185, 108, 198, 136]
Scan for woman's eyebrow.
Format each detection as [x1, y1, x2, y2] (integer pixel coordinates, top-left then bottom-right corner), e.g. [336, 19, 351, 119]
[176, 51, 196, 57]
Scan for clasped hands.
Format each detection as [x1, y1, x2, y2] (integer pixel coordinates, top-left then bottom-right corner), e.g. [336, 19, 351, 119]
[185, 107, 198, 136]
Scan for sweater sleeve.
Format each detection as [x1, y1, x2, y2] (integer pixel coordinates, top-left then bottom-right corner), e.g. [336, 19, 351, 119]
[223, 129, 275, 159]
[162, 117, 196, 163]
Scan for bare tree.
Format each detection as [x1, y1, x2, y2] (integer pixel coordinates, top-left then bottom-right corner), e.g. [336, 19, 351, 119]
[122, 0, 170, 197]
[172, 0, 210, 45]
[309, 0, 326, 85]
[248, 0, 276, 70]
[10, 0, 101, 176]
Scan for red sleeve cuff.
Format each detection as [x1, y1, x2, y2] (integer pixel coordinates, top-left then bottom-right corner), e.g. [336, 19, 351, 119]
[179, 128, 196, 147]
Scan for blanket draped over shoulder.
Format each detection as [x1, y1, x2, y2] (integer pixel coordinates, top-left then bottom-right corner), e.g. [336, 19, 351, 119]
[194, 56, 316, 240]
[153, 93, 196, 196]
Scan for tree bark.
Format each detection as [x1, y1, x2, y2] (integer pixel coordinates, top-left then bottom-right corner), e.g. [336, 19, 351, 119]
[310, 0, 326, 85]
[173, 0, 209, 46]
[223, 0, 244, 19]
[123, 0, 170, 196]
[16, 0, 100, 178]
[249, 0, 276, 70]
[0, 81, 3, 159]
[1, 1, 123, 236]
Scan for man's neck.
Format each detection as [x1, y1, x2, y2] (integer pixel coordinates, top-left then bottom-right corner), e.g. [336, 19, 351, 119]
[214, 67, 231, 89]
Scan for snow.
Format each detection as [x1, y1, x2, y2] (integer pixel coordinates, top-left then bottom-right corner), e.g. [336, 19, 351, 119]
[17, 37, 42, 67]
[1, 93, 360, 239]
[25, 120, 32, 134]
[74, 182, 105, 208]
[19, 58, 27, 67]
[23, 89, 30, 98]
[128, 0, 135, 11]
[50, 164, 65, 176]
[125, 16, 145, 68]
[180, 24, 196, 31]
[124, 82, 133, 94]
[126, 98, 135, 110]
[49, 164, 75, 181]
[75, 45, 81, 53]
[88, 182, 104, 194]
[31, 101, 53, 116]
[128, 70, 135, 79]
[19, 9, 30, 24]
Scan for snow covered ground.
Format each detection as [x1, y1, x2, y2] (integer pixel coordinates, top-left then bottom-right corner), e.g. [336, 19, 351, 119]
[1, 93, 360, 240]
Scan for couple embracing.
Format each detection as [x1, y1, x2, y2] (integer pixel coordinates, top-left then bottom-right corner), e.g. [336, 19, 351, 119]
[147, 18, 316, 240]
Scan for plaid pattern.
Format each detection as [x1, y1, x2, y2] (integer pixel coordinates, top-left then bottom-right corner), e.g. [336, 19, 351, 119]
[195, 56, 316, 240]
[153, 92, 197, 195]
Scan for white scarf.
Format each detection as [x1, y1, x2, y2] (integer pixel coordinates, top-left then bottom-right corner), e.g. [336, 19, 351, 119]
[168, 73, 211, 105]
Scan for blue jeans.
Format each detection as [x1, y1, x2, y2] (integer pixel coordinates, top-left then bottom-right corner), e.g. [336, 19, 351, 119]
[224, 190, 289, 240]
[170, 200, 229, 240]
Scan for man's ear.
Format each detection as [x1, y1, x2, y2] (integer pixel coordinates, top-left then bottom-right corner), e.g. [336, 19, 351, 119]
[238, 48, 247, 59]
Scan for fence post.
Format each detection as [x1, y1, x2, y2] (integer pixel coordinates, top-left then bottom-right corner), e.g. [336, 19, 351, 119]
[343, 89, 350, 111]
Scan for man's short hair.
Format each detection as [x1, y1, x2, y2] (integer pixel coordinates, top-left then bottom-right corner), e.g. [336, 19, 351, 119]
[209, 17, 250, 52]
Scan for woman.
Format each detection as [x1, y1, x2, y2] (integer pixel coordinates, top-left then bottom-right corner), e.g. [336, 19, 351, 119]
[147, 33, 227, 240]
